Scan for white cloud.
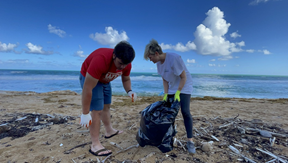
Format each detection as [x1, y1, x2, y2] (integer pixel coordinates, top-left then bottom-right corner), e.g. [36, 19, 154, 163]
[25, 42, 53, 55]
[235, 56, 239, 58]
[230, 31, 241, 38]
[48, 24, 66, 38]
[74, 50, 87, 58]
[0, 42, 17, 52]
[160, 7, 244, 60]
[263, 49, 271, 55]
[218, 55, 233, 60]
[237, 41, 245, 47]
[246, 49, 255, 53]
[89, 27, 129, 47]
[160, 41, 196, 52]
[210, 59, 216, 62]
[209, 63, 226, 67]
[187, 59, 195, 63]
[193, 7, 245, 58]
[249, 0, 271, 5]
[6, 59, 29, 63]
[160, 43, 173, 50]
[218, 64, 226, 67]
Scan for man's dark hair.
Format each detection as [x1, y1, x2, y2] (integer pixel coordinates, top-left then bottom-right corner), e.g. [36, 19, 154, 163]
[113, 41, 135, 64]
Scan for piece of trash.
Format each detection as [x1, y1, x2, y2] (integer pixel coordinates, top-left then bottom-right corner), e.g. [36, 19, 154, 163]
[35, 117, 39, 123]
[16, 116, 27, 121]
[60, 143, 63, 146]
[260, 130, 272, 138]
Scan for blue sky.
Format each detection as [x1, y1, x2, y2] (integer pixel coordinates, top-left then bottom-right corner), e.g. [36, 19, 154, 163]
[0, 0, 287, 75]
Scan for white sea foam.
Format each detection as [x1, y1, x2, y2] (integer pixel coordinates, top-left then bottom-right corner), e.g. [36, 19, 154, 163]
[113, 75, 162, 81]
[10, 71, 27, 74]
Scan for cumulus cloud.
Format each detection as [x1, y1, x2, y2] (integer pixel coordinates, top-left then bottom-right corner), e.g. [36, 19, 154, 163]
[230, 31, 241, 38]
[73, 45, 88, 58]
[187, 59, 195, 63]
[6, 59, 29, 63]
[263, 49, 271, 55]
[0, 42, 17, 52]
[48, 24, 66, 38]
[25, 42, 53, 55]
[218, 55, 233, 61]
[192, 7, 244, 57]
[209, 64, 226, 67]
[246, 49, 255, 53]
[249, 0, 271, 5]
[160, 41, 196, 52]
[89, 27, 129, 47]
[210, 59, 216, 62]
[74, 50, 87, 58]
[159, 7, 244, 60]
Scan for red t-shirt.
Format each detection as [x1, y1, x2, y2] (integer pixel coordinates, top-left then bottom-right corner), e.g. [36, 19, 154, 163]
[80, 48, 131, 84]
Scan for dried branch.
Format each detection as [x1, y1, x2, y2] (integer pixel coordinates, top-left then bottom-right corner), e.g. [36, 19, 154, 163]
[101, 154, 112, 163]
[64, 141, 92, 154]
[110, 142, 123, 150]
[256, 148, 287, 163]
[139, 152, 156, 162]
[115, 144, 139, 155]
[229, 145, 256, 163]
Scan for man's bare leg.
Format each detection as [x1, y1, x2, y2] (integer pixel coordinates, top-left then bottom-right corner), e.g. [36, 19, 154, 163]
[101, 104, 123, 136]
[90, 110, 111, 155]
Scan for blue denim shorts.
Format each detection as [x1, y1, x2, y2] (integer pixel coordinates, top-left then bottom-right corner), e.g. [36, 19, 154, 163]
[79, 73, 112, 111]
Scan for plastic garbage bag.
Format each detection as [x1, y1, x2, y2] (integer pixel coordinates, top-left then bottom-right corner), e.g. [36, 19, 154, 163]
[136, 98, 180, 153]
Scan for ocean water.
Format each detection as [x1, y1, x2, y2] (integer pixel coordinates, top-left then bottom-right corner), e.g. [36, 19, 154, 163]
[0, 69, 288, 99]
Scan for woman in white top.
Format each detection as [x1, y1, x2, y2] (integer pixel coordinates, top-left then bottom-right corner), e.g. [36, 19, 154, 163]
[144, 39, 196, 154]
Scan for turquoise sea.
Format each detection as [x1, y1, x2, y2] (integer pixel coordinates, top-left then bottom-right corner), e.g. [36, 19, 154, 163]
[0, 69, 288, 99]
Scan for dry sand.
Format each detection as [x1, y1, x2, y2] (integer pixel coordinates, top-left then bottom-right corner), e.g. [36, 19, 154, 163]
[0, 90, 287, 163]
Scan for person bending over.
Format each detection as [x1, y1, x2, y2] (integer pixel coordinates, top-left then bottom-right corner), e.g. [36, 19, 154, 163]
[79, 41, 137, 156]
[143, 39, 196, 154]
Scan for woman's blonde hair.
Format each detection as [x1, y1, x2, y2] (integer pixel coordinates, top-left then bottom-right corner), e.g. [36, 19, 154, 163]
[144, 39, 163, 60]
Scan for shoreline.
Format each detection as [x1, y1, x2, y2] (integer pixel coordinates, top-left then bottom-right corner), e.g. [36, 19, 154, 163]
[1, 90, 288, 101]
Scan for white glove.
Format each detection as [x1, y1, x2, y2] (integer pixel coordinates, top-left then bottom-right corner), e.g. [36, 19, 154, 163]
[127, 91, 137, 102]
[80, 113, 92, 128]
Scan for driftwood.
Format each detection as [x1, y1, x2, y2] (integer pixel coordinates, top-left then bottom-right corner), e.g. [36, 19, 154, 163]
[245, 127, 288, 138]
[256, 148, 287, 163]
[115, 144, 139, 155]
[229, 145, 256, 163]
[101, 154, 112, 163]
[64, 141, 92, 154]
[139, 152, 156, 162]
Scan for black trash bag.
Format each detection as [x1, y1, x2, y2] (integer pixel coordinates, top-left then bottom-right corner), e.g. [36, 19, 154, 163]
[136, 98, 180, 153]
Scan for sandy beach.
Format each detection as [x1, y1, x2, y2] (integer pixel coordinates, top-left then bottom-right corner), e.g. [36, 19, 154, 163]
[0, 90, 287, 163]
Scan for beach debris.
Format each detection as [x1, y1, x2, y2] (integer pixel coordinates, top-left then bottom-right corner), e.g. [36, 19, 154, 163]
[101, 154, 112, 163]
[229, 145, 256, 163]
[256, 148, 287, 163]
[71, 154, 86, 163]
[15, 116, 27, 121]
[201, 141, 213, 152]
[110, 141, 123, 150]
[270, 137, 276, 146]
[139, 152, 156, 162]
[0, 112, 76, 139]
[128, 123, 136, 130]
[64, 141, 92, 154]
[211, 135, 219, 141]
[115, 144, 139, 155]
[259, 130, 272, 138]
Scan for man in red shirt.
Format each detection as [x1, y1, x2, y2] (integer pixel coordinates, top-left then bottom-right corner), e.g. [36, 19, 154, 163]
[79, 41, 137, 156]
